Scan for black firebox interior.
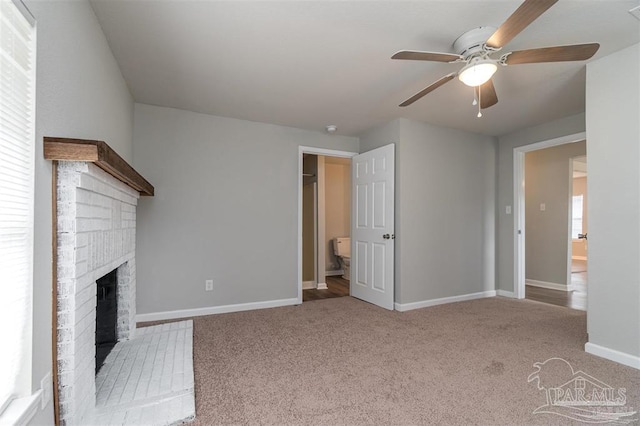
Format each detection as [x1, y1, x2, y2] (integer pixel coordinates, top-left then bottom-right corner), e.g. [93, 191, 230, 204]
[96, 269, 118, 374]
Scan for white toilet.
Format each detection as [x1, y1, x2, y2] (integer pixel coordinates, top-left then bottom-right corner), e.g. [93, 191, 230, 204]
[333, 237, 351, 281]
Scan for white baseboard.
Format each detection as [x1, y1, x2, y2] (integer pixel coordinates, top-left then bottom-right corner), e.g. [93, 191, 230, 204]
[497, 289, 515, 298]
[325, 270, 344, 277]
[585, 342, 640, 370]
[316, 282, 328, 290]
[572, 256, 587, 261]
[302, 280, 316, 290]
[526, 279, 575, 292]
[136, 297, 299, 323]
[394, 290, 497, 312]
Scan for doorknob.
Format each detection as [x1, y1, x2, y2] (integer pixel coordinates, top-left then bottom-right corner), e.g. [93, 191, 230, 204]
[578, 233, 588, 240]
[383, 234, 390, 239]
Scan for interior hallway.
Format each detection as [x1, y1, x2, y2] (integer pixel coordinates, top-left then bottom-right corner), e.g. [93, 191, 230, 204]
[526, 259, 587, 310]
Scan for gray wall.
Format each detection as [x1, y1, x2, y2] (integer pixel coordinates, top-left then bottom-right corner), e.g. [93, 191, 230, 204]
[133, 104, 358, 314]
[496, 113, 586, 293]
[524, 141, 586, 285]
[26, 0, 134, 423]
[399, 119, 496, 303]
[586, 43, 640, 359]
[360, 118, 496, 305]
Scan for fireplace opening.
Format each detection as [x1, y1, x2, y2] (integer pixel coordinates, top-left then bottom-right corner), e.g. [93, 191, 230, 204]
[96, 269, 118, 374]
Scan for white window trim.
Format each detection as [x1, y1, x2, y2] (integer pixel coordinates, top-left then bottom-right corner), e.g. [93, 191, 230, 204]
[0, 391, 41, 426]
[0, 0, 39, 424]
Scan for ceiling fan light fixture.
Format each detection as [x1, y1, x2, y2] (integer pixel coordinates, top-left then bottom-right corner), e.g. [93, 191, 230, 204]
[458, 60, 497, 87]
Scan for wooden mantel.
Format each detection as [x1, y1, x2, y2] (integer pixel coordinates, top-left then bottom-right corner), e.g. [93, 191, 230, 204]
[44, 137, 154, 196]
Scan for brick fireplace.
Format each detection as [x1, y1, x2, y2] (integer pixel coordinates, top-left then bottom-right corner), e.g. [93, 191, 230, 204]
[44, 138, 205, 426]
[55, 160, 140, 424]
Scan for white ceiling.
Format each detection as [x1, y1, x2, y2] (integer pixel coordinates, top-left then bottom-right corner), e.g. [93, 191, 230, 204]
[90, 1, 640, 137]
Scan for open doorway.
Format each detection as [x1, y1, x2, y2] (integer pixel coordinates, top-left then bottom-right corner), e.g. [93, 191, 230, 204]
[569, 155, 588, 296]
[298, 147, 356, 303]
[514, 134, 587, 310]
[302, 155, 352, 301]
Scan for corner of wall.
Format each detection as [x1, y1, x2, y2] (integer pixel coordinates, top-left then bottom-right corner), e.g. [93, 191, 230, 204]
[26, 2, 136, 422]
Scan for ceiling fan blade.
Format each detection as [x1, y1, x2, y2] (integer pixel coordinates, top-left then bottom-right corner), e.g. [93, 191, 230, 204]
[392, 50, 463, 63]
[486, 0, 558, 49]
[504, 43, 600, 65]
[475, 79, 498, 109]
[399, 73, 456, 107]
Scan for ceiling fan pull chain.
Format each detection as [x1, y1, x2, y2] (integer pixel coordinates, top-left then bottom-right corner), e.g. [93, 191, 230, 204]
[477, 88, 482, 118]
[472, 87, 478, 106]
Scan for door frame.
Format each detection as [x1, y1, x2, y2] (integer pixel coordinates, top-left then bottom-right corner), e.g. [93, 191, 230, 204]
[298, 146, 357, 303]
[568, 155, 588, 290]
[513, 131, 586, 299]
[301, 181, 318, 289]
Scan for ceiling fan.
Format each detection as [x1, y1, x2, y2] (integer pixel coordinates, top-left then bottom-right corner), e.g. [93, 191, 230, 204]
[392, 0, 600, 117]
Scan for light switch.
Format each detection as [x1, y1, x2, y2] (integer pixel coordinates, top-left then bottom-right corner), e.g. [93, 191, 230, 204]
[540, 203, 546, 211]
[505, 206, 511, 215]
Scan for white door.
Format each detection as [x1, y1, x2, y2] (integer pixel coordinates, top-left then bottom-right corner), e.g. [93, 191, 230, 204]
[351, 144, 395, 310]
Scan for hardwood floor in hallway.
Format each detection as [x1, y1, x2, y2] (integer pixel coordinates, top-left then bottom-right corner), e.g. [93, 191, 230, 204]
[303, 276, 350, 302]
[307, 262, 588, 309]
[525, 259, 587, 311]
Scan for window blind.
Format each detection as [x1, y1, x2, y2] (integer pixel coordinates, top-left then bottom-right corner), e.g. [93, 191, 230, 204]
[0, 0, 35, 413]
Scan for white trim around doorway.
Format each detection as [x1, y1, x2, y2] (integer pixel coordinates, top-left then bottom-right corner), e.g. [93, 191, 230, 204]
[298, 146, 357, 303]
[512, 131, 586, 299]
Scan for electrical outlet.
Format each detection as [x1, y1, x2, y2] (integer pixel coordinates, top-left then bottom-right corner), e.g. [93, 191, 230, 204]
[205, 279, 213, 291]
[41, 372, 52, 409]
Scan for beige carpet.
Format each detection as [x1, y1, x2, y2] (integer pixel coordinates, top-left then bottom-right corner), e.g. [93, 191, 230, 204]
[179, 297, 639, 425]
